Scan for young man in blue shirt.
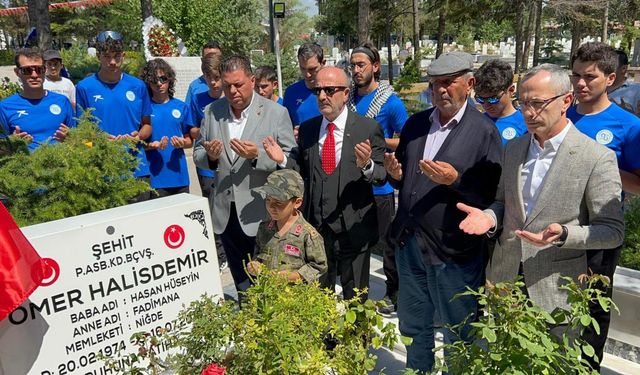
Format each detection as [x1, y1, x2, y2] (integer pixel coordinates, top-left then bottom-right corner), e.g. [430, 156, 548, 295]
[76, 31, 153, 201]
[473, 59, 527, 145]
[185, 40, 222, 105]
[283, 43, 325, 135]
[0, 48, 75, 151]
[348, 43, 408, 314]
[569, 41, 640, 371]
[254, 66, 283, 105]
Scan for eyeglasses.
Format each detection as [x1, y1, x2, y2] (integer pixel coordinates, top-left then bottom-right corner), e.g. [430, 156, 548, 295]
[518, 93, 567, 111]
[475, 91, 504, 105]
[18, 65, 46, 75]
[97, 31, 123, 43]
[312, 86, 347, 96]
[156, 75, 169, 84]
[349, 62, 369, 71]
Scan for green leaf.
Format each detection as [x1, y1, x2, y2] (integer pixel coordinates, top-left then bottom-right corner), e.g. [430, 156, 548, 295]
[400, 335, 413, 346]
[580, 315, 592, 327]
[482, 327, 497, 343]
[490, 352, 502, 361]
[345, 310, 356, 324]
[582, 343, 595, 358]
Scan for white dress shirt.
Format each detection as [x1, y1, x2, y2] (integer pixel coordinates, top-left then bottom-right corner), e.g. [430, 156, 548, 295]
[423, 100, 468, 160]
[521, 121, 572, 217]
[228, 95, 253, 160]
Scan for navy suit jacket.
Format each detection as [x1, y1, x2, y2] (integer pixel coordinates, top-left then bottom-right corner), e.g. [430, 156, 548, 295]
[389, 104, 502, 262]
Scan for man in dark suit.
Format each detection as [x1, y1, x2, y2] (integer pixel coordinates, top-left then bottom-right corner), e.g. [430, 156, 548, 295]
[265, 66, 386, 300]
[383, 52, 502, 372]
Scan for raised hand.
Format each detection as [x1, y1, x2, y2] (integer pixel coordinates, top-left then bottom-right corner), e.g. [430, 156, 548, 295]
[203, 139, 224, 160]
[354, 139, 372, 169]
[419, 160, 459, 185]
[262, 135, 284, 164]
[457, 202, 495, 235]
[515, 224, 564, 247]
[13, 126, 33, 143]
[54, 123, 69, 142]
[384, 152, 402, 180]
[230, 138, 259, 159]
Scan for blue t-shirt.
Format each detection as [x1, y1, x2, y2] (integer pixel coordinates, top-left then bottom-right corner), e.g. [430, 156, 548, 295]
[188, 90, 221, 178]
[568, 103, 640, 173]
[76, 73, 153, 177]
[0, 91, 75, 151]
[185, 75, 208, 105]
[276, 96, 284, 106]
[353, 89, 408, 195]
[283, 80, 320, 126]
[146, 98, 192, 189]
[486, 110, 528, 145]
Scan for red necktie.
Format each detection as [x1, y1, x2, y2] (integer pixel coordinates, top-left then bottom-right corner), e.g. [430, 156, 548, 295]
[322, 122, 336, 174]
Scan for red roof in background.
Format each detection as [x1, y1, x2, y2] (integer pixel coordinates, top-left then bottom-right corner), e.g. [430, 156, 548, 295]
[0, 0, 113, 17]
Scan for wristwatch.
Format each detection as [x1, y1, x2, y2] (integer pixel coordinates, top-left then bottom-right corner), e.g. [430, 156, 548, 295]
[361, 159, 373, 172]
[552, 225, 568, 247]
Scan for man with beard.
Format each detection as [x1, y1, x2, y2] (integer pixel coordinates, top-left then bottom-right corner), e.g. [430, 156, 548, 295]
[348, 43, 408, 314]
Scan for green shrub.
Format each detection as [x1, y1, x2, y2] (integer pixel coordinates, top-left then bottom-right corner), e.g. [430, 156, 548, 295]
[393, 54, 422, 93]
[61, 45, 147, 84]
[621, 196, 640, 270]
[0, 111, 150, 226]
[0, 49, 14, 66]
[432, 274, 615, 374]
[0, 77, 21, 100]
[103, 270, 407, 374]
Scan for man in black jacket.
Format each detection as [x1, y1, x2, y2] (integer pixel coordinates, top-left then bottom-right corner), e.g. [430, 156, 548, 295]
[384, 52, 502, 372]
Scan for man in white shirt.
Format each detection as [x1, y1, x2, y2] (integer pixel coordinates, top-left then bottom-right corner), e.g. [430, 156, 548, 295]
[43, 49, 76, 111]
[458, 64, 624, 354]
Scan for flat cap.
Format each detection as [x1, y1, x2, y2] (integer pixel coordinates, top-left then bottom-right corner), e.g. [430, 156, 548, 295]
[427, 51, 474, 77]
[253, 169, 304, 201]
[43, 49, 62, 61]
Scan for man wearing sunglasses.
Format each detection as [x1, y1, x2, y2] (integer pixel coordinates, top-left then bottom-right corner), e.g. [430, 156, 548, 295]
[347, 43, 408, 315]
[458, 64, 623, 365]
[76, 31, 153, 201]
[474, 59, 527, 145]
[567, 41, 640, 371]
[383, 51, 502, 372]
[0, 48, 75, 152]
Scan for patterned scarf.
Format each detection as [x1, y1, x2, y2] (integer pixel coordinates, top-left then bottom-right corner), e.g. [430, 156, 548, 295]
[348, 81, 395, 119]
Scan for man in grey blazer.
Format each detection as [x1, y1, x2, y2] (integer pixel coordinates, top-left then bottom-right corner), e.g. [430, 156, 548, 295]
[457, 64, 624, 316]
[193, 55, 296, 293]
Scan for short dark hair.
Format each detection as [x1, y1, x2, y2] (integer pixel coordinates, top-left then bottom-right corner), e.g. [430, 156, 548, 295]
[14, 47, 43, 67]
[615, 49, 629, 69]
[201, 53, 222, 77]
[254, 66, 277, 82]
[351, 42, 381, 80]
[571, 42, 617, 75]
[96, 38, 124, 54]
[202, 40, 221, 53]
[297, 42, 324, 63]
[220, 55, 253, 76]
[474, 59, 514, 93]
[141, 58, 176, 98]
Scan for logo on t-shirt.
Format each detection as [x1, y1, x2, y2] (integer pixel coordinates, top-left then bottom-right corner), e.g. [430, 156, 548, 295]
[93, 95, 103, 102]
[49, 104, 61, 115]
[502, 127, 517, 140]
[595, 129, 614, 145]
[296, 99, 303, 105]
[126, 91, 136, 101]
[172, 109, 181, 119]
[16, 110, 28, 117]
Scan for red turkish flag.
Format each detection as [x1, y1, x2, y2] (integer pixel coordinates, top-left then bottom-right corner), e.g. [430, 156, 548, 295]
[0, 203, 44, 321]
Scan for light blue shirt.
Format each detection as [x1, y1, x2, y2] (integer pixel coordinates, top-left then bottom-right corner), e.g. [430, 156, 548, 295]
[423, 100, 468, 160]
[521, 122, 572, 217]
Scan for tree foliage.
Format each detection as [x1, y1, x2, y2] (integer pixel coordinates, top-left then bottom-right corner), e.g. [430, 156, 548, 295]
[0, 112, 150, 226]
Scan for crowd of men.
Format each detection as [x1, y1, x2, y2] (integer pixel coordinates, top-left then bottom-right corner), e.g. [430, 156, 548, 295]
[1, 31, 640, 373]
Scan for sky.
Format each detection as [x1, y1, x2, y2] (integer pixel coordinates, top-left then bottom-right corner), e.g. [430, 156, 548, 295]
[299, 0, 318, 16]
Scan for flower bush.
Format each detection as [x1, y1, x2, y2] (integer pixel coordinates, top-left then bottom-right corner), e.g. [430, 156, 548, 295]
[103, 270, 408, 374]
[147, 25, 179, 57]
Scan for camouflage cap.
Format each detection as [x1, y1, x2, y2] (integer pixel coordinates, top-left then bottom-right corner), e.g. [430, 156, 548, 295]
[253, 169, 304, 201]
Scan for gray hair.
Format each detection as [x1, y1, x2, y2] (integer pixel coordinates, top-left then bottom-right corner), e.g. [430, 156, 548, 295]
[521, 64, 571, 96]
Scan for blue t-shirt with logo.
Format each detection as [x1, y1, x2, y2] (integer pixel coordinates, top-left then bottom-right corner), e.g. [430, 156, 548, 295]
[568, 103, 640, 173]
[283, 79, 320, 126]
[188, 90, 221, 178]
[0, 92, 75, 151]
[185, 75, 208, 105]
[76, 73, 153, 177]
[276, 96, 284, 106]
[146, 98, 192, 189]
[486, 110, 528, 145]
[353, 89, 408, 195]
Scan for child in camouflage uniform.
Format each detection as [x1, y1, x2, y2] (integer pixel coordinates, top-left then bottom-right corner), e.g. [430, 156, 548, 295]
[248, 169, 327, 282]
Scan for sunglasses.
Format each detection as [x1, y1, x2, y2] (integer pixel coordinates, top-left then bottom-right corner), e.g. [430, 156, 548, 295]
[18, 65, 46, 75]
[475, 91, 504, 105]
[156, 75, 169, 84]
[97, 31, 123, 43]
[312, 86, 347, 96]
